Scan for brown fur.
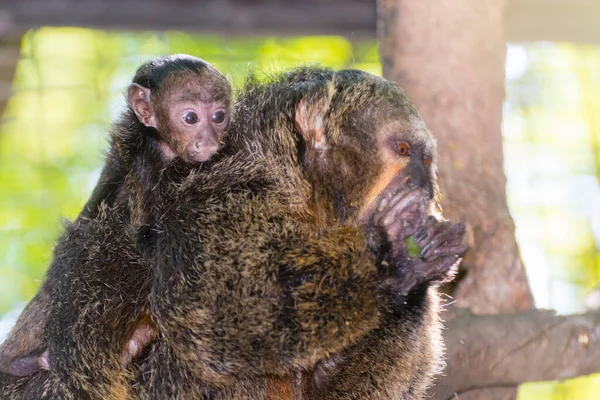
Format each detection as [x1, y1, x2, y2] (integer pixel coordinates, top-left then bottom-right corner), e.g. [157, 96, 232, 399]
[1, 66, 465, 400]
[127, 67, 464, 398]
[266, 376, 294, 400]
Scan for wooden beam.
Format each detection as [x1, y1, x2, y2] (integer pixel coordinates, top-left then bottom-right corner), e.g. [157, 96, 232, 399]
[0, 0, 376, 39]
[0, 0, 599, 44]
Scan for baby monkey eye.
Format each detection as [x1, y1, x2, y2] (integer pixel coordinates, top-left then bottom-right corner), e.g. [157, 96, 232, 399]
[212, 110, 226, 124]
[183, 112, 199, 124]
[397, 142, 411, 156]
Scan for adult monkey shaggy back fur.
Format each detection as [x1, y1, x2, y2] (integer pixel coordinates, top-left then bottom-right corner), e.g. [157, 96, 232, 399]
[135, 67, 466, 399]
[0, 67, 465, 400]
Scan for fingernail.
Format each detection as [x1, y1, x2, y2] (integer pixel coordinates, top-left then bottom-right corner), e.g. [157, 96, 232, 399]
[378, 198, 388, 212]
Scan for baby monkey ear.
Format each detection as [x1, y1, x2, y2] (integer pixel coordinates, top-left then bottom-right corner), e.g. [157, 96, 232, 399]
[128, 83, 157, 129]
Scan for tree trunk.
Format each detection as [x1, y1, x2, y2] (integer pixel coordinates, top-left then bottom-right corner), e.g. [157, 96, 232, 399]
[378, 0, 534, 398]
[379, 0, 532, 314]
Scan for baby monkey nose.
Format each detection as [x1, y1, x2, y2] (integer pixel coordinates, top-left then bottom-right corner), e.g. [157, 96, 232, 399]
[195, 136, 219, 149]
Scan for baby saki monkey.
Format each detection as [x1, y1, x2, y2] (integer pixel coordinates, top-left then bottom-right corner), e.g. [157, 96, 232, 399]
[87, 53, 231, 222]
[0, 54, 231, 393]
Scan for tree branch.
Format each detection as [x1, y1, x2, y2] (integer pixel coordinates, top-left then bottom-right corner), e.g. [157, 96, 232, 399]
[434, 309, 600, 400]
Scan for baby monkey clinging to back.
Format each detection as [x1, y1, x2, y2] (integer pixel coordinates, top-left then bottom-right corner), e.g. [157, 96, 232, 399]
[0, 54, 231, 398]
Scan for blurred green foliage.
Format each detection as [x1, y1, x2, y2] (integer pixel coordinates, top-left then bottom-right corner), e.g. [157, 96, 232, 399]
[0, 28, 599, 399]
[505, 43, 600, 400]
[504, 44, 600, 313]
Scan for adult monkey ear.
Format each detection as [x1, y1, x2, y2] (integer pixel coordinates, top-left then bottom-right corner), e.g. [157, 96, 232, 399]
[128, 83, 157, 128]
[294, 81, 335, 151]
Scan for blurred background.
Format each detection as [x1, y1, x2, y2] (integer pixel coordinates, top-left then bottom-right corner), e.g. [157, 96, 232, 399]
[0, 1, 599, 399]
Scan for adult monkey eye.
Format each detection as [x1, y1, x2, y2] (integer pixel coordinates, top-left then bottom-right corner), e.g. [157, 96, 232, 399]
[184, 112, 199, 124]
[397, 142, 410, 156]
[211, 110, 226, 124]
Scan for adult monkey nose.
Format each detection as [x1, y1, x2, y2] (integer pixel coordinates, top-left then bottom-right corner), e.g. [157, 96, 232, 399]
[404, 161, 434, 200]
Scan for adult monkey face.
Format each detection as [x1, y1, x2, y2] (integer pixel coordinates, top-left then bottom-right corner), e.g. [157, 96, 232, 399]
[294, 69, 465, 285]
[294, 70, 437, 224]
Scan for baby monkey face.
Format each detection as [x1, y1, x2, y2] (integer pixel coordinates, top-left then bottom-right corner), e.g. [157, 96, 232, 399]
[156, 75, 230, 163]
[129, 69, 231, 163]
